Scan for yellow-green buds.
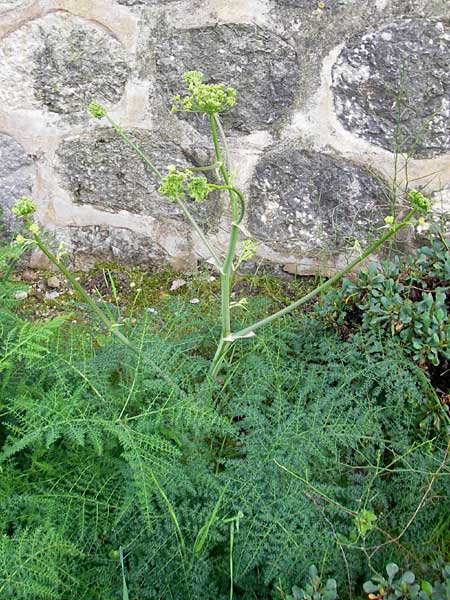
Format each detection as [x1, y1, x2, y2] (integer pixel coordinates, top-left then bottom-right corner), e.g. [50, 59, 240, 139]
[187, 175, 209, 202]
[240, 239, 256, 262]
[158, 166, 186, 201]
[88, 101, 107, 119]
[171, 71, 236, 114]
[28, 223, 40, 235]
[12, 196, 37, 217]
[384, 215, 394, 225]
[408, 189, 431, 212]
[159, 166, 212, 202]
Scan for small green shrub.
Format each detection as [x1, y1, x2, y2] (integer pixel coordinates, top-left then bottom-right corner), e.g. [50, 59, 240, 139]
[363, 562, 450, 600]
[315, 239, 450, 366]
[287, 565, 338, 600]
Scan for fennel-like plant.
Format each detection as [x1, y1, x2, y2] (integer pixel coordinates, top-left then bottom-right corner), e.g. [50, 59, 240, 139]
[12, 71, 430, 378]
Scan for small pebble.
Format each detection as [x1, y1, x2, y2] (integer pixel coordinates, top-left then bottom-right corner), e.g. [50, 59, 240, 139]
[14, 290, 28, 300]
[45, 291, 60, 300]
[190, 298, 200, 304]
[170, 279, 187, 291]
[47, 276, 61, 289]
[21, 270, 37, 282]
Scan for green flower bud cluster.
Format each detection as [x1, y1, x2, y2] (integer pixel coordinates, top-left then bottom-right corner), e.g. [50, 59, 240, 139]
[171, 71, 236, 114]
[240, 239, 256, 262]
[158, 165, 211, 202]
[408, 189, 431, 211]
[88, 101, 107, 119]
[12, 196, 37, 217]
[187, 174, 210, 202]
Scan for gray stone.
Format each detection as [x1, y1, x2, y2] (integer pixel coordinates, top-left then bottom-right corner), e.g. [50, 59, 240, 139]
[0, 133, 34, 228]
[154, 24, 299, 133]
[273, 0, 345, 8]
[14, 290, 28, 300]
[332, 19, 450, 158]
[0, 13, 128, 115]
[44, 290, 60, 300]
[0, 0, 26, 12]
[248, 146, 386, 253]
[56, 128, 222, 230]
[61, 225, 167, 268]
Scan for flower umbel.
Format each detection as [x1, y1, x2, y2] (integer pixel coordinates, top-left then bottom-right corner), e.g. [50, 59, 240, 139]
[240, 239, 256, 262]
[88, 101, 107, 119]
[28, 223, 40, 235]
[158, 166, 187, 202]
[408, 189, 431, 212]
[187, 175, 210, 202]
[12, 196, 37, 217]
[159, 166, 212, 202]
[171, 71, 236, 114]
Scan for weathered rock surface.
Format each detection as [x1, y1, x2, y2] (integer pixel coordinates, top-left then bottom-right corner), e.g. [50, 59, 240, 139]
[0, 0, 26, 12]
[0, 133, 34, 227]
[273, 0, 346, 8]
[248, 146, 386, 253]
[56, 129, 221, 230]
[0, 0, 26, 14]
[154, 24, 299, 133]
[0, 12, 128, 115]
[332, 19, 450, 157]
[61, 225, 168, 268]
[118, 0, 176, 4]
[0, 1, 448, 272]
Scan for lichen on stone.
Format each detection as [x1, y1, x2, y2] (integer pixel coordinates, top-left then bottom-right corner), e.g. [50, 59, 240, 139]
[332, 18, 450, 157]
[56, 129, 222, 231]
[154, 24, 299, 133]
[0, 13, 128, 116]
[0, 133, 34, 229]
[248, 146, 387, 253]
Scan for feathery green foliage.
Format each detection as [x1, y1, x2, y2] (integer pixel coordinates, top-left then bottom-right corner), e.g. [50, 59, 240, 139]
[1, 256, 449, 599]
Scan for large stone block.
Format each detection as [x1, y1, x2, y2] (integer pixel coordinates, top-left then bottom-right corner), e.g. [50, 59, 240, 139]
[59, 225, 167, 268]
[56, 128, 222, 230]
[154, 24, 299, 133]
[0, 13, 128, 116]
[332, 19, 450, 157]
[0, 133, 34, 228]
[248, 146, 387, 253]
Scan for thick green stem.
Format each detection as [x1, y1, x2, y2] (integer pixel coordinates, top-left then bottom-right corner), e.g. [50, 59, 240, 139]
[209, 114, 241, 377]
[234, 209, 418, 338]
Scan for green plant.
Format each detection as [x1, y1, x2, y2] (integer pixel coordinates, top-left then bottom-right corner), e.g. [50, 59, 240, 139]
[315, 238, 450, 367]
[1, 292, 449, 599]
[12, 70, 427, 378]
[363, 562, 450, 600]
[286, 565, 338, 600]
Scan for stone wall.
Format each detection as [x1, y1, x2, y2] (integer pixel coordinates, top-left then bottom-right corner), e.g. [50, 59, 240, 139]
[0, 0, 449, 273]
